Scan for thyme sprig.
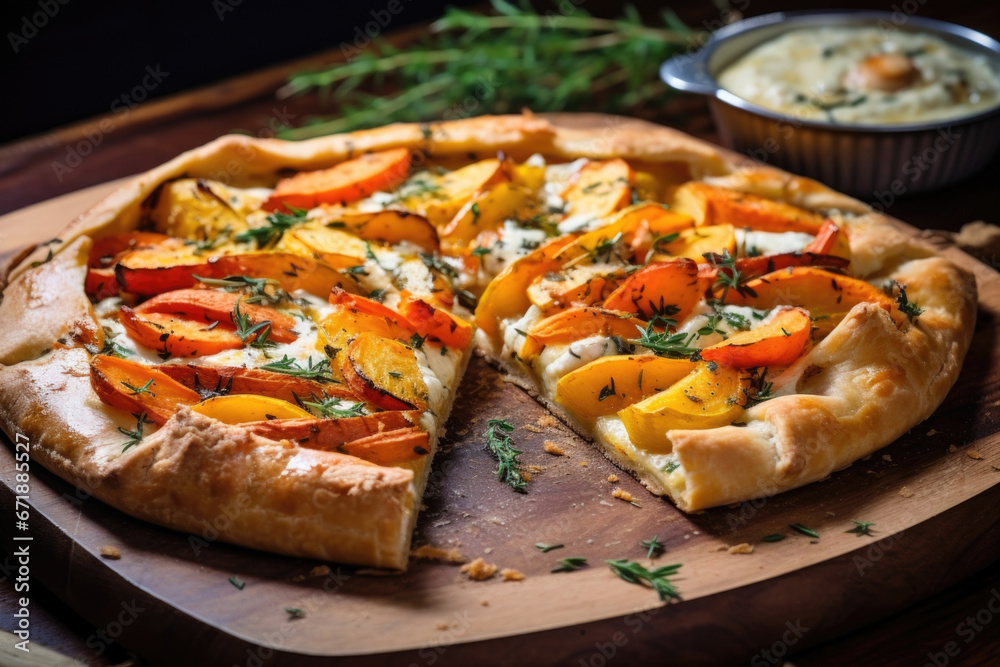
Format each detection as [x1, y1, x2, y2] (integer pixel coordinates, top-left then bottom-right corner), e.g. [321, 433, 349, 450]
[483, 418, 528, 493]
[302, 396, 366, 419]
[605, 559, 682, 602]
[629, 318, 699, 359]
[85, 328, 132, 358]
[640, 535, 665, 559]
[231, 299, 275, 349]
[276, 1, 703, 140]
[552, 557, 588, 573]
[194, 275, 290, 306]
[119, 412, 154, 453]
[234, 207, 309, 248]
[259, 355, 337, 383]
[846, 520, 877, 537]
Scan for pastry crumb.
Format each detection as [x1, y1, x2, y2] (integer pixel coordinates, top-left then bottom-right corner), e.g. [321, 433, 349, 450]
[537, 415, 559, 429]
[543, 440, 567, 456]
[611, 488, 635, 503]
[968, 450, 984, 460]
[460, 558, 498, 581]
[310, 565, 331, 577]
[436, 622, 450, 630]
[949, 445, 958, 453]
[580, 461, 589, 467]
[882, 454, 892, 462]
[607, 474, 619, 483]
[500, 568, 525, 582]
[715, 545, 729, 552]
[484, 547, 493, 554]
[523, 424, 542, 433]
[480, 600, 489, 606]
[728, 543, 754, 555]
[900, 486, 914, 498]
[100, 546, 121, 560]
[927, 429, 937, 436]
[412, 545, 467, 564]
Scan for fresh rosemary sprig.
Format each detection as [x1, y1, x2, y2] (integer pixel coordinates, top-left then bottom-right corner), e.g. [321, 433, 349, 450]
[789, 523, 819, 539]
[302, 396, 366, 419]
[86, 328, 132, 358]
[605, 559, 682, 602]
[119, 412, 154, 453]
[629, 319, 699, 359]
[231, 299, 275, 349]
[705, 249, 757, 302]
[535, 542, 564, 553]
[552, 557, 588, 573]
[276, 1, 704, 140]
[846, 520, 876, 537]
[259, 355, 337, 383]
[483, 418, 528, 493]
[234, 207, 309, 248]
[121, 379, 156, 396]
[640, 535, 665, 559]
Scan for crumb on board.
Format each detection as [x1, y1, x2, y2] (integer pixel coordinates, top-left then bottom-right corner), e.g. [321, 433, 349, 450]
[523, 424, 542, 433]
[728, 543, 754, 555]
[500, 568, 525, 582]
[527, 465, 544, 472]
[484, 547, 493, 554]
[968, 450, 984, 460]
[522, 471, 533, 482]
[100, 546, 121, 560]
[949, 445, 958, 453]
[900, 486, 914, 498]
[580, 461, 589, 467]
[412, 545, 467, 564]
[607, 474, 619, 483]
[927, 429, 937, 436]
[460, 558, 498, 581]
[544, 440, 567, 456]
[882, 454, 892, 462]
[310, 565, 331, 577]
[436, 622, 450, 630]
[537, 415, 559, 429]
[480, 600, 489, 606]
[611, 488, 635, 503]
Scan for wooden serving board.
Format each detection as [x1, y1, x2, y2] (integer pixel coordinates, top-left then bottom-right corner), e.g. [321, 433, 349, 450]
[2, 116, 1000, 666]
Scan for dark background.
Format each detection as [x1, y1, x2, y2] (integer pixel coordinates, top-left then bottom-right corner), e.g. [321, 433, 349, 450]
[0, 0, 475, 143]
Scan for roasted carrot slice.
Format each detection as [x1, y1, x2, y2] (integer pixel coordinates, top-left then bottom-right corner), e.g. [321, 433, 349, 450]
[672, 182, 826, 234]
[700, 307, 812, 368]
[328, 286, 409, 322]
[88, 231, 175, 268]
[158, 364, 358, 402]
[85, 267, 120, 300]
[561, 159, 633, 221]
[342, 332, 428, 411]
[115, 249, 359, 297]
[119, 307, 243, 358]
[314, 208, 440, 252]
[803, 219, 851, 260]
[337, 427, 430, 466]
[699, 252, 850, 286]
[264, 148, 412, 211]
[602, 259, 702, 321]
[136, 289, 298, 344]
[90, 355, 201, 424]
[398, 292, 474, 349]
[520, 307, 647, 360]
[719, 267, 908, 330]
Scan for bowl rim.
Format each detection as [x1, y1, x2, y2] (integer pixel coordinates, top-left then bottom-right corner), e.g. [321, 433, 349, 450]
[661, 9, 1000, 133]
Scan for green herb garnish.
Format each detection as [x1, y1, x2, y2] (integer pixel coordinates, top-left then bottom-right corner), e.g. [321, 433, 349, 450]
[483, 418, 527, 493]
[121, 379, 155, 396]
[228, 576, 246, 590]
[552, 557, 588, 573]
[260, 355, 337, 383]
[232, 299, 275, 349]
[761, 534, 786, 543]
[302, 396, 366, 419]
[605, 559, 682, 601]
[234, 207, 309, 247]
[119, 412, 154, 453]
[535, 542, 564, 553]
[640, 535, 665, 559]
[789, 523, 819, 539]
[846, 520, 876, 537]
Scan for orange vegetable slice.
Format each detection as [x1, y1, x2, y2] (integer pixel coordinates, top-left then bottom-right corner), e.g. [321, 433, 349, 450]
[602, 259, 702, 321]
[398, 291, 474, 350]
[672, 182, 826, 234]
[342, 332, 429, 411]
[700, 307, 811, 368]
[561, 159, 633, 221]
[520, 306, 646, 360]
[90, 355, 201, 424]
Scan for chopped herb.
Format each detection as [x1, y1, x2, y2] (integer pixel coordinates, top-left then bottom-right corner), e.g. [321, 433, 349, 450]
[232, 299, 275, 349]
[639, 535, 665, 559]
[789, 523, 819, 539]
[470, 201, 481, 224]
[605, 559, 682, 602]
[29, 249, 54, 269]
[185, 225, 232, 254]
[471, 244, 492, 268]
[121, 379, 155, 396]
[598, 377, 617, 402]
[661, 461, 680, 474]
[585, 232, 623, 264]
[761, 534, 786, 543]
[388, 371, 403, 378]
[513, 328, 528, 337]
[630, 319, 699, 359]
[119, 412, 154, 452]
[228, 576, 246, 590]
[742, 367, 775, 408]
[410, 333, 428, 349]
[302, 396, 365, 419]
[367, 288, 387, 302]
[535, 542, 564, 553]
[705, 249, 757, 302]
[260, 355, 337, 383]
[234, 207, 309, 247]
[345, 264, 369, 276]
[285, 607, 305, 619]
[552, 557, 588, 573]
[85, 328, 133, 358]
[419, 252, 459, 280]
[889, 280, 923, 320]
[650, 232, 680, 255]
[194, 274, 288, 305]
[483, 418, 528, 493]
[846, 520, 876, 537]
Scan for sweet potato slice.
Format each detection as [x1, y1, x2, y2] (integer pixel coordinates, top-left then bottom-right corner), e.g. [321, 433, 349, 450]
[528, 265, 631, 313]
[315, 208, 440, 252]
[191, 394, 314, 424]
[88, 231, 176, 268]
[618, 363, 746, 452]
[398, 292, 473, 349]
[119, 307, 243, 358]
[90, 355, 201, 424]
[400, 159, 508, 226]
[86, 267, 120, 300]
[602, 259, 702, 321]
[157, 364, 358, 402]
[342, 332, 429, 411]
[719, 267, 908, 330]
[264, 148, 412, 211]
[441, 182, 535, 243]
[647, 224, 736, 263]
[803, 219, 852, 261]
[278, 226, 369, 269]
[474, 234, 579, 341]
[672, 182, 826, 234]
[699, 252, 851, 286]
[319, 303, 415, 366]
[700, 307, 811, 368]
[561, 159, 633, 221]
[115, 249, 358, 297]
[520, 307, 646, 360]
[247, 413, 428, 465]
[136, 289, 298, 343]
[556, 203, 692, 266]
[555, 355, 696, 424]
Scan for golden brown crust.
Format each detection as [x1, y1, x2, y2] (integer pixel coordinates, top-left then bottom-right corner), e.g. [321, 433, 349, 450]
[0, 113, 978, 557]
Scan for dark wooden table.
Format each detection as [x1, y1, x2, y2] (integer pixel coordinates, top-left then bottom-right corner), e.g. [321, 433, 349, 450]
[2, 1, 999, 664]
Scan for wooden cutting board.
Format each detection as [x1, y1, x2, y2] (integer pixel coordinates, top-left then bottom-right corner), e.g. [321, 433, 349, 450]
[2, 115, 1000, 666]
